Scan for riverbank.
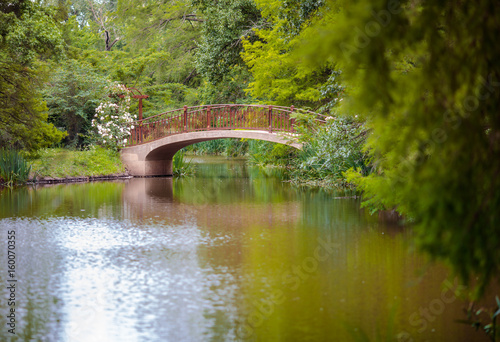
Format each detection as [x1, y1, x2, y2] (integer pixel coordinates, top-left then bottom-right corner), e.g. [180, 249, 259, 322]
[10, 145, 352, 190]
[33, 174, 131, 184]
[29, 147, 126, 182]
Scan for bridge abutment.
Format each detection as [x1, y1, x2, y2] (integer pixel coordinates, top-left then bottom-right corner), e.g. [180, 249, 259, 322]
[121, 153, 173, 177]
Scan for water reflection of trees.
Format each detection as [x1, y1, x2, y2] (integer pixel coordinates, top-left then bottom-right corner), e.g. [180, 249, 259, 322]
[0, 182, 125, 219]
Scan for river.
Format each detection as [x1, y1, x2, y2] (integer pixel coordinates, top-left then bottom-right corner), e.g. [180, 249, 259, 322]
[0, 156, 493, 341]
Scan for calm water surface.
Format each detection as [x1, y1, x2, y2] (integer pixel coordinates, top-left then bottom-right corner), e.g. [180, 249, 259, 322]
[0, 156, 492, 341]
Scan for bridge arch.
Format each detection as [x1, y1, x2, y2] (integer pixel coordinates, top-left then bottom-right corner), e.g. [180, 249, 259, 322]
[121, 130, 301, 176]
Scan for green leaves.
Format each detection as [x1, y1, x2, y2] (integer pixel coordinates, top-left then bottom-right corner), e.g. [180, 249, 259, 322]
[0, 149, 32, 186]
[457, 296, 500, 341]
[44, 60, 110, 146]
[241, 0, 338, 109]
[0, 1, 63, 65]
[172, 149, 194, 177]
[0, 60, 67, 151]
[114, 0, 201, 85]
[195, 0, 262, 84]
[293, 115, 367, 187]
[0, 1, 66, 151]
[303, 0, 500, 297]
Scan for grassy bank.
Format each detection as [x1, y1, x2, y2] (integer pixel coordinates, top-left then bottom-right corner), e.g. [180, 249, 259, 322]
[30, 147, 125, 178]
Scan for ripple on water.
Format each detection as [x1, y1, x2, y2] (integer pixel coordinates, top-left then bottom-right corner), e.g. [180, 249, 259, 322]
[0, 216, 241, 342]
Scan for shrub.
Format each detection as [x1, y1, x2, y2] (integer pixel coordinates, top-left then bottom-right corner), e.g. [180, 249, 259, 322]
[91, 83, 135, 150]
[292, 115, 368, 187]
[248, 140, 297, 167]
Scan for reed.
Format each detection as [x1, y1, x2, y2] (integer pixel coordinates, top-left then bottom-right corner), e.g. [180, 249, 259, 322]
[172, 149, 194, 177]
[0, 149, 32, 185]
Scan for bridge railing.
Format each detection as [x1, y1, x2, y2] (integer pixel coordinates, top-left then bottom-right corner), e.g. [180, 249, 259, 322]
[126, 104, 326, 146]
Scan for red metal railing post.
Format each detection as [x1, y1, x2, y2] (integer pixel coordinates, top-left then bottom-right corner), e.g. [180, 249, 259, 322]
[138, 99, 144, 143]
[139, 121, 143, 143]
[138, 98, 143, 121]
[183, 105, 188, 132]
[268, 105, 273, 133]
[290, 105, 294, 132]
[207, 106, 211, 129]
[230, 106, 234, 128]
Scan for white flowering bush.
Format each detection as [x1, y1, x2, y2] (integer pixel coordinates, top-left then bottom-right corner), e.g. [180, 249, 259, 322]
[91, 83, 137, 150]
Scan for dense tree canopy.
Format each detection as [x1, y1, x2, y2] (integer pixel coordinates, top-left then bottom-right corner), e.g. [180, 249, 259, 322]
[240, 0, 347, 112]
[115, 0, 202, 85]
[44, 60, 109, 146]
[194, 0, 261, 85]
[0, 0, 66, 150]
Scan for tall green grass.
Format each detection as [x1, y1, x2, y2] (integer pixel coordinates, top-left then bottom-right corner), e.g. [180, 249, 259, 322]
[30, 147, 125, 178]
[0, 149, 32, 185]
[172, 149, 194, 177]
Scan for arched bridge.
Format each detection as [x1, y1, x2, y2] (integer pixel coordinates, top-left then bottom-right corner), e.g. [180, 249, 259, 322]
[121, 104, 323, 176]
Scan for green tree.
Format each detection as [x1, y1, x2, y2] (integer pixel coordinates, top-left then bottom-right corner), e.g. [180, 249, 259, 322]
[73, 0, 121, 51]
[241, 0, 340, 109]
[193, 0, 262, 103]
[306, 0, 500, 296]
[0, 0, 66, 151]
[52, 0, 204, 120]
[115, 0, 203, 85]
[60, 14, 102, 54]
[44, 60, 110, 147]
[194, 0, 262, 84]
[198, 65, 252, 104]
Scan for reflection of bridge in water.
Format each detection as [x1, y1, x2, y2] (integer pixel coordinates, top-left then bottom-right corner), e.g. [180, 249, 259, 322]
[121, 104, 323, 176]
[122, 177, 301, 228]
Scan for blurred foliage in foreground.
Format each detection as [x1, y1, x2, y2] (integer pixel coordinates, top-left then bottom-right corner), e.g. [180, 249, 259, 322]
[302, 0, 500, 297]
